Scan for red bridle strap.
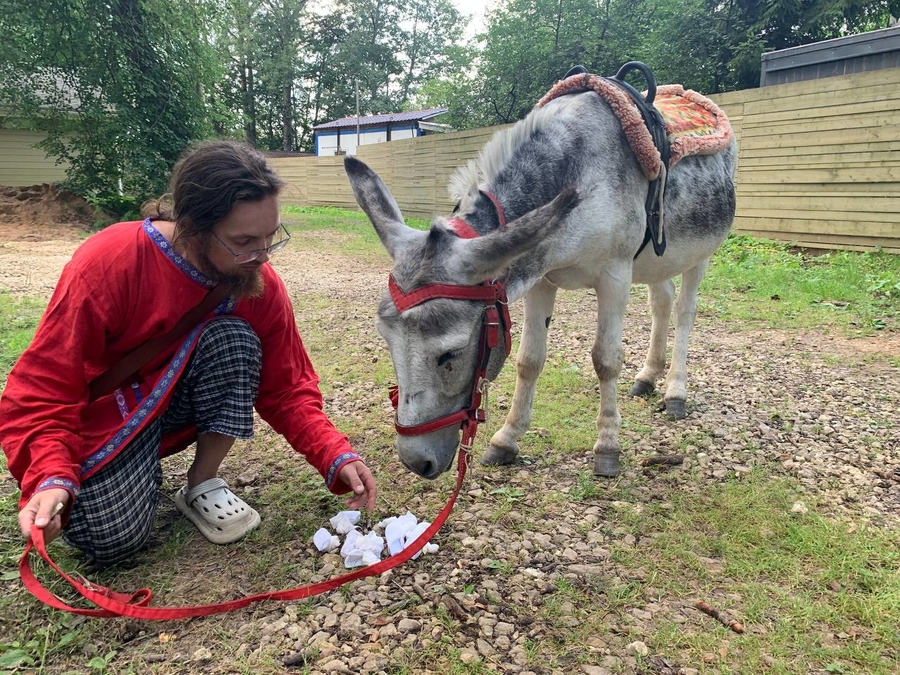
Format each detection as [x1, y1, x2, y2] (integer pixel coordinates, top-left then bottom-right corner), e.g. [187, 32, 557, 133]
[481, 190, 507, 227]
[389, 274, 505, 313]
[388, 267, 511, 440]
[447, 217, 479, 239]
[447, 190, 506, 240]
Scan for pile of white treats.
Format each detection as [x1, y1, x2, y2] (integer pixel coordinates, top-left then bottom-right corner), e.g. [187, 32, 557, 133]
[313, 510, 439, 568]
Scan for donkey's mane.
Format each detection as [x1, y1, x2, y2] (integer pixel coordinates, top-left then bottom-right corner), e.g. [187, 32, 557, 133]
[448, 103, 562, 204]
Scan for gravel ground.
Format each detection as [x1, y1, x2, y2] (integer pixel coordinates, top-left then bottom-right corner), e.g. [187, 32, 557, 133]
[2, 228, 898, 674]
[271, 244, 898, 675]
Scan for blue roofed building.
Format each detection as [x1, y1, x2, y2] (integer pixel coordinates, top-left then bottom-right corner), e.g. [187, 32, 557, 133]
[312, 107, 450, 156]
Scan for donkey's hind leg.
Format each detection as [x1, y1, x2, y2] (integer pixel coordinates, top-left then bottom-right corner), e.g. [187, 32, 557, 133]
[630, 278, 675, 397]
[663, 259, 710, 419]
[483, 278, 558, 466]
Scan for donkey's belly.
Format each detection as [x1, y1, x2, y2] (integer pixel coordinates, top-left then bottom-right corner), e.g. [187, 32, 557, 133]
[631, 227, 729, 285]
[631, 148, 736, 285]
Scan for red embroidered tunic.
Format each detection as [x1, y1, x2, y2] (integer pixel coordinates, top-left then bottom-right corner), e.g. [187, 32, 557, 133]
[0, 220, 361, 509]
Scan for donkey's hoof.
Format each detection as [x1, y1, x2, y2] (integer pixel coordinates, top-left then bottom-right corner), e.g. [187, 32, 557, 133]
[593, 452, 621, 478]
[665, 398, 687, 420]
[481, 443, 519, 466]
[629, 379, 655, 397]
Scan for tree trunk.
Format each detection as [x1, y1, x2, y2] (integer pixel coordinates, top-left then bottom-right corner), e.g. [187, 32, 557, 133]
[282, 83, 293, 151]
[245, 61, 257, 147]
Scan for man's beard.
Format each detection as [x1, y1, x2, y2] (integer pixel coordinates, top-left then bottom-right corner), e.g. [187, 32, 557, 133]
[184, 236, 265, 298]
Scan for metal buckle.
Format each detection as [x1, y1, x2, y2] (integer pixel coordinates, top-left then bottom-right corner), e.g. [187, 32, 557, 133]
[75, 573, 99, 592]
[477, 378, 490, 426]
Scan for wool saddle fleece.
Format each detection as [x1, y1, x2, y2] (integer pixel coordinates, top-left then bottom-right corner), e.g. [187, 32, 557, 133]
[537, 73, 734, 181]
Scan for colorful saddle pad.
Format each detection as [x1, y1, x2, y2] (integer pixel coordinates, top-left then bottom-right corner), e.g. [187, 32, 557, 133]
[537, 74, 733, 180]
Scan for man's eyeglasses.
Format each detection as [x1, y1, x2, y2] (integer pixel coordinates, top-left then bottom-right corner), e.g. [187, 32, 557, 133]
[212, 223, 291, 264]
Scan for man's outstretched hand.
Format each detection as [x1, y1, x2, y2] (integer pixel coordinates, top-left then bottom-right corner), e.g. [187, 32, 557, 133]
[338, 461, 377, 511]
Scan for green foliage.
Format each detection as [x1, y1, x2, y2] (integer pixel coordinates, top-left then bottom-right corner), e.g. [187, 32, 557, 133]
[422, 0, 900, 128]
[212, 0, 468, 152]
[305, 0, 467, 130]
[85, 193, 142, 222]
[0, 0, 223, 204]
[0, 620, 85, 671]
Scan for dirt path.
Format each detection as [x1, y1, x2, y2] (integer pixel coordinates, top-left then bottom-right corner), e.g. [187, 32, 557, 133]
[2, 218, 898, 674]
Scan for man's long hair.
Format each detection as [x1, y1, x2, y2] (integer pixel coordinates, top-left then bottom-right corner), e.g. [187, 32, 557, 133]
[143, 141, 286, 248]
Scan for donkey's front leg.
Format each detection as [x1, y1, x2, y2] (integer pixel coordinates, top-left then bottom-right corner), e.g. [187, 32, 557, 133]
[592, 264, 632, 477]
[483, 279, 558, 465]
[663, 259, 710, 419]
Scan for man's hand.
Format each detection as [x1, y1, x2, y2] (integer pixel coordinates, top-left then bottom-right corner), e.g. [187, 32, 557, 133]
[338, 461, 377, 511]
[19, 488, 70, 544]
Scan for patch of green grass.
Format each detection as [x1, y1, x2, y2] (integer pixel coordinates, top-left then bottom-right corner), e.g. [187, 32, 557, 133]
[385, 641, 494, 674]
[0, 293, 45, 379]
[280, 205, 429, 261]
[704, 234, 900, 335]
[605, 471, 900, 674]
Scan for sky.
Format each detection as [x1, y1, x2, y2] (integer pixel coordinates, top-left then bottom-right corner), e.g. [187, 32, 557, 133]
[452, 0, 489, 39]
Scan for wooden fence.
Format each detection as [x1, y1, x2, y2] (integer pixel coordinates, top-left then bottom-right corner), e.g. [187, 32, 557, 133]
[270, 67, 900, 253]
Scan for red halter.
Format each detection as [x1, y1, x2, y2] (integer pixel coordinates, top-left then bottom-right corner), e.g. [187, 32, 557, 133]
[387, 202, 512, 451]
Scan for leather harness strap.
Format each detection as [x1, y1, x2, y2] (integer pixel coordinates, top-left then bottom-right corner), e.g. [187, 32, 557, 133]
[448, 188, 506, 238]
[387, 270, 511, 445]
[386, 194, 513, 451]
[564, 62, 671, 259]
[606, 62, 671, 259]
[87, 283, 230, 402]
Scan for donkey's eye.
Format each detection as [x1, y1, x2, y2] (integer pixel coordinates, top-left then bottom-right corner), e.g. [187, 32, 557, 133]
[437, 351, 457, 367]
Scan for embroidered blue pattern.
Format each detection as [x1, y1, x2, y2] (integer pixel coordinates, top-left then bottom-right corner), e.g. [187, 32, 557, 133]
[143, 219, 237, 313]
[81, 325, 204, 477]
[37, 477, 80, 496]
[143, 219, 215, 288]
[216, 295, 237, 316]
[114, 387, 129, 419]
[326, 452, 361, 488]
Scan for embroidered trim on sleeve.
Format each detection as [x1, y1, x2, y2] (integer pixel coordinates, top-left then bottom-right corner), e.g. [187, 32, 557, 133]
[37, 477, 80, 497]
[326, 452, 361, 488]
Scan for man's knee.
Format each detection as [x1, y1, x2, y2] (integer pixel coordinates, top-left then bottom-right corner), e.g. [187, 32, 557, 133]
[195, 317, 261, 369]
[198, 317, 261, 352]
[63, 510, 156, 566]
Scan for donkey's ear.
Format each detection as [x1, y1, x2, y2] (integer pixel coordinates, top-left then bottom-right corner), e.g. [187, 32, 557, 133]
[345, 157, 420, 260]
[449, 187, 580, 282]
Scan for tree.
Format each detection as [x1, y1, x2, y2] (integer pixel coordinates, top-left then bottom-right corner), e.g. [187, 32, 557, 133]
[0, 0, 222, 206]
[305, 0, 467, 129]
[253, 0, 307, 151]
[423, 0, 900, 128]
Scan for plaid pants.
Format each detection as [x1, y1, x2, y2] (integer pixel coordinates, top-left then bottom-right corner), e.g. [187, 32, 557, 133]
[63, 317, 261, 565]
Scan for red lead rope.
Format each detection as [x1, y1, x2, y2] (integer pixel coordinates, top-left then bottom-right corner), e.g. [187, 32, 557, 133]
[20, 207, 509, 619]
[19, 447, 470, 620]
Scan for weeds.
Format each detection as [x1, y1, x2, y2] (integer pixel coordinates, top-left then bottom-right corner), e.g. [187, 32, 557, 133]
[704, 234, 900, 334]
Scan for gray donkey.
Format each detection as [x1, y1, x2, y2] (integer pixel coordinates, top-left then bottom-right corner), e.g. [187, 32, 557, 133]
[345, 74, 736, 479]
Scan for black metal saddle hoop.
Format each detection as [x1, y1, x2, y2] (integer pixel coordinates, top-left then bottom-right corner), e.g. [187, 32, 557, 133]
[612, 61, 657, 106]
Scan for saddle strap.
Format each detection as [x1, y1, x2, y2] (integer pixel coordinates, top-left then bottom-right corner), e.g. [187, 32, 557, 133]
[606, 62, 670, 259]
[87, 283, 230, 402]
